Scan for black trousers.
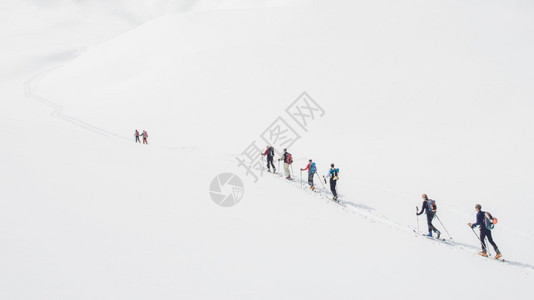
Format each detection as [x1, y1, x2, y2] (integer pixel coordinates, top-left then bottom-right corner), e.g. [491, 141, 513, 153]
[308, 172, 314, 186]
[480, 228, 499, 253]
[135, 136, 140, 143]
[426, 213, 438, 233]
[266, 157, 275, 170]
[330, 179, 337, 197]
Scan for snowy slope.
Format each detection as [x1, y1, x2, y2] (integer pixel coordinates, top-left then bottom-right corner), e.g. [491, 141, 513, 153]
[1, 0, 534, 299]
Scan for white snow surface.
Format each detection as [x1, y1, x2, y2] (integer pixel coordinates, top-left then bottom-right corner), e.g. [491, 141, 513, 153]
[1, 0, 534, 299]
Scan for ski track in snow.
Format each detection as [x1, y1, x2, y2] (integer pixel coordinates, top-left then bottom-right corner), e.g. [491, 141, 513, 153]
[23, 66, 199, 153]
[24, 67, 131, 141]
[259, 168, 534, 274]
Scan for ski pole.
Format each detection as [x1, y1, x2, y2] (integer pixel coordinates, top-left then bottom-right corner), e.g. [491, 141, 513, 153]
[300, 170, 303, 189]
[315, 171, 326, 189]
[470, 227, 480, 240]
[470, 227, 490, 255]
[290, 164, 294, 177]
[416, 206, 420, 233]
[434, 214, 452, 239]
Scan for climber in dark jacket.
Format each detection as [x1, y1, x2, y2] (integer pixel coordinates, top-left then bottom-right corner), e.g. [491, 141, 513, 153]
[417, 193, 440, 238]
[468, 204, 502, 258]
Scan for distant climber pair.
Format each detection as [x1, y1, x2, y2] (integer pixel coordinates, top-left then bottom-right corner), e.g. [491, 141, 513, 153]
[135, 129, 148, 144]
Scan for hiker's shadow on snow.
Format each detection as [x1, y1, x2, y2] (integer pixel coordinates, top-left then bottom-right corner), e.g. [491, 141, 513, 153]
[342, 201, 375, 212]
[504, 260, 534, 272]
[443, 240, 534, 272]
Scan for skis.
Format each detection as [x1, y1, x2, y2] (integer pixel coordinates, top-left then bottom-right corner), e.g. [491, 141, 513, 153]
[413, 230, 507, 262]
[412, 230, 448, 243]
[266, 168, 292, 180]
[268, 167, 343, 207]
[328, 197, 346, 207]
[478, 252, 505, 262]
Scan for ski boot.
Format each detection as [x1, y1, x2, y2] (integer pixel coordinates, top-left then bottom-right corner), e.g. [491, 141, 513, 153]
[495, 249, 502, 259]
[436, 230, 441, 239]
[478, 251, 488, 257]
[426, 232, 432, 238]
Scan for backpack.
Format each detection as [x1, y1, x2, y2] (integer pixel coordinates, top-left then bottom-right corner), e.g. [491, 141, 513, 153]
[286, 153, 293, 164]
[426, 199, 436, 212]
[269, 147, 274, 157]
[484, 212, 498, 230]
[331, 168, 339, 180]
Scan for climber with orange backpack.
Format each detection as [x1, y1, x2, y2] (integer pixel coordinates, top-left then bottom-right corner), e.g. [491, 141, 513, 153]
[468, 204, 502, 258]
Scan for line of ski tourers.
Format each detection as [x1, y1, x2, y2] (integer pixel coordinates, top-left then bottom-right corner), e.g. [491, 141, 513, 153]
[261, 145, 503, 260]
[261, 146, 339, 200]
